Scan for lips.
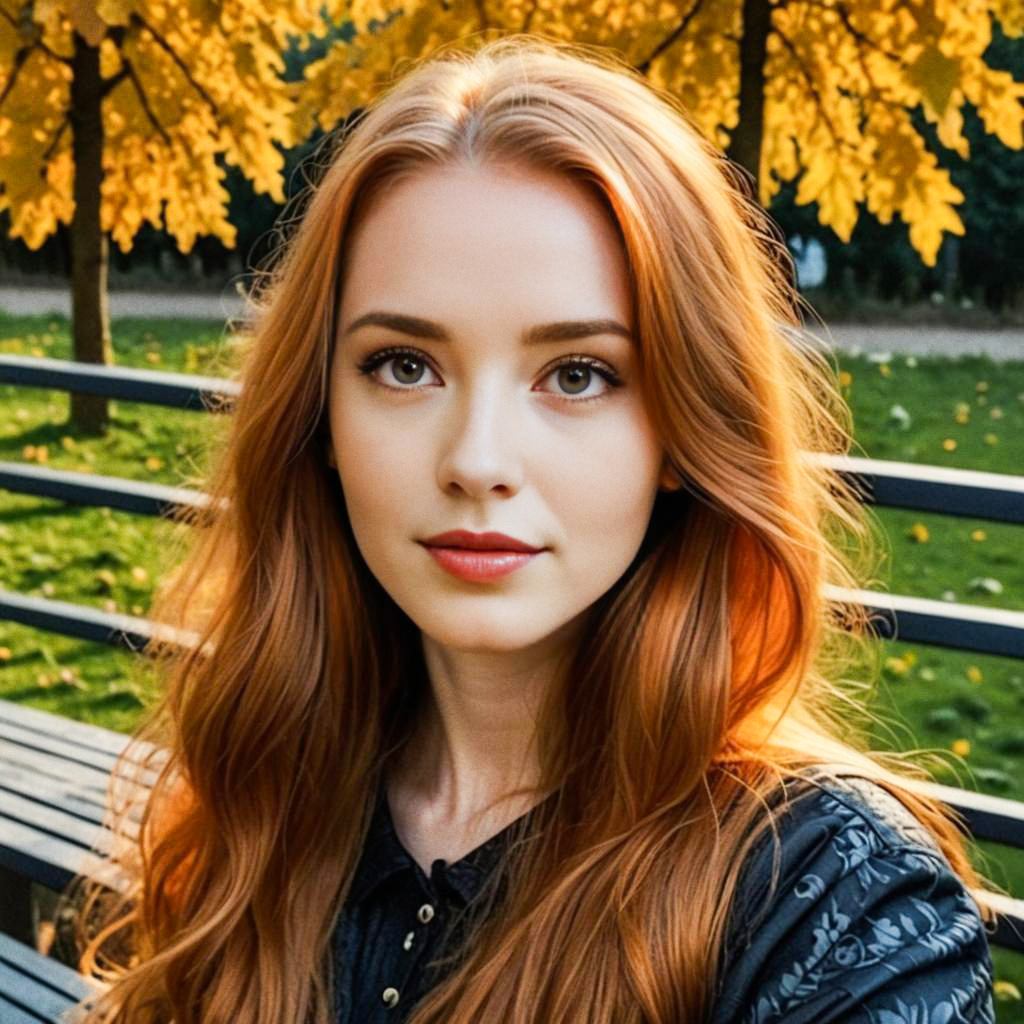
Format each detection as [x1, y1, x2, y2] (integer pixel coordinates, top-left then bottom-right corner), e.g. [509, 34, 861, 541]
[422, 545, 542, 582]
[419, 529, 547, 582]
[420, 529, 544, 553]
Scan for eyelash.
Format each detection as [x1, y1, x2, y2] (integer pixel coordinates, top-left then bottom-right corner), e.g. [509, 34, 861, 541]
[355, 345, 623, 404]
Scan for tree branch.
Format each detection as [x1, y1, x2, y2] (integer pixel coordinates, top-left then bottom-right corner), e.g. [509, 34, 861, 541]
[124, 59, 171, 144]
[0, 46, 28, 108]
[129, 11, 221, 118]
[520, 0, 537, 33]
[0, 5, 72, 65]
[800, 0, 903, 63]
[41, 117, 69, 163]
[101, 66, 130, 97]
[636, 0, 707, 74]
[774, 26, 839, 146]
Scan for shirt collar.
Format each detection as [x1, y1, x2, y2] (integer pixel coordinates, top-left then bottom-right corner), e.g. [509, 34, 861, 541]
[347, 781, 542, 908]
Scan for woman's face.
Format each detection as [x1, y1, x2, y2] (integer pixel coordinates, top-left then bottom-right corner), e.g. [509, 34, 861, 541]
[328, 160, 670, 654]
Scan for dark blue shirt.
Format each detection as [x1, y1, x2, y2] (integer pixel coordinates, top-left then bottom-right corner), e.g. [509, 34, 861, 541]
[329, 772, 995, 1023]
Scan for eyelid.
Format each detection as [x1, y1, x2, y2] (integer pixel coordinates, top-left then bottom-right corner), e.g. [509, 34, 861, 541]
[355, 345, 622, 401]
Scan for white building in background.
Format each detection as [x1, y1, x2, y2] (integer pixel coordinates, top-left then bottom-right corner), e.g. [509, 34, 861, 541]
[789, 235, 827, 289]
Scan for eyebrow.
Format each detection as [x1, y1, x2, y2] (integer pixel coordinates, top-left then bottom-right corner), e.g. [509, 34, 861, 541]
[341, 311, 633, 345]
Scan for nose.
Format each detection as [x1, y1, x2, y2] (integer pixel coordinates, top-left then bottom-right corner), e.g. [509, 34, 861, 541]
[436, 376, 524, 499]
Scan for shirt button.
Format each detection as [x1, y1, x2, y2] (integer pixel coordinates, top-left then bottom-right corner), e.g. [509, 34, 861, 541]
[402, 930, 415, 950]
[417, 903, 435, 923]
[381, 987, 400, 1007]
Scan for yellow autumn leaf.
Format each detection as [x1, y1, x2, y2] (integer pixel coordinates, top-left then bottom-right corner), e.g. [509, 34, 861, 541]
[97, 0, 134, 25]
[67, 0, 107, 46]
[908, 45, 960, 118]
[992, 0, 1024, 37]
[964, 64, 1024, 148]
[995, 979, 1022, 1001]
[908, 523, 929, 543]
[3, 0, 1023, 271]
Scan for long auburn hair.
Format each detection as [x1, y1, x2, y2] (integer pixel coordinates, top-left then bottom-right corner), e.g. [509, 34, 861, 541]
[69, 33, 1002, 1024]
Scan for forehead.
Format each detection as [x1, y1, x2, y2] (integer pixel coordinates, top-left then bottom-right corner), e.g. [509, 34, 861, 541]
[338, 161, 632, 328]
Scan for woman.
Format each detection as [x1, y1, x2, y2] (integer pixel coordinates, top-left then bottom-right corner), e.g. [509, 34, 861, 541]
[72, 34, 1000, 1024]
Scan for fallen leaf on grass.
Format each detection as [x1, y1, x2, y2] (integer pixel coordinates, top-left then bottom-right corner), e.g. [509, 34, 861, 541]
[995, 980, 1021, 1002]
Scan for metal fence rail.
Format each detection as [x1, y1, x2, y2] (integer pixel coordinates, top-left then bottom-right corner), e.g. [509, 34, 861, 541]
[3, 355, 1024, 952]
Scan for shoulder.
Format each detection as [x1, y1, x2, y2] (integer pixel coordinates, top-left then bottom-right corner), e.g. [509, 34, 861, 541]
[712, 772, 995, 1024]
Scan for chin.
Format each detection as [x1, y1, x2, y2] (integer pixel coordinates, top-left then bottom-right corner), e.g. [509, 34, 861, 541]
[417, 614, 557, 655]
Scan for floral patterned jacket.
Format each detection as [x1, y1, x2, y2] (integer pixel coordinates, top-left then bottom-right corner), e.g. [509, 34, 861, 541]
[710, 772, 996, 1024]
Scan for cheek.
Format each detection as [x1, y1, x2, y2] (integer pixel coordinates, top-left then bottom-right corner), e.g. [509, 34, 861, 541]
[544, 405, 662, 544]
[330, 394, 424, 539]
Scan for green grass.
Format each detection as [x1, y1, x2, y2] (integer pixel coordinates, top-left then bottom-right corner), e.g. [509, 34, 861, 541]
[2, 313, 1024, 1012]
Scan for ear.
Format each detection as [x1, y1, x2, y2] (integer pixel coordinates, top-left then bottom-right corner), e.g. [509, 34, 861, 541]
[658, 457, 684, 492]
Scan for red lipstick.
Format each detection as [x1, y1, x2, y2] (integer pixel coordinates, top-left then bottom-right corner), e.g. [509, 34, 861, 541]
[419, 530, 547, 582]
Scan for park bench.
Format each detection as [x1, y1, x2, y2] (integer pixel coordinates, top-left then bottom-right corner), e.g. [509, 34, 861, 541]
[0, 929, 100, 1024]
[0, 695, 163, 1022]
[3, 690, 1024, 1023]
[2, 352, 1024, 1017]
[0, 696, 142, 1020]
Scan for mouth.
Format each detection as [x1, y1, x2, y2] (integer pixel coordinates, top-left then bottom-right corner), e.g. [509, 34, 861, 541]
[418, 542, 545, 582]
[420, 529, 545, 554]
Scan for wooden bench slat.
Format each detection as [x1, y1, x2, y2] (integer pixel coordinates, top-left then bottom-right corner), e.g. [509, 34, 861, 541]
[0, 700, 147, 761]
[0, 763, 117, 826]
[0, 959, 85, 1022]
[0, 992, 49, 1023]
[0, 817, 111, 892]
[0, 930, 105, 1002]
[0, 744, 122, 800]
[0, 790, 114, 855]
[0, 720, 123, 776]
[0, 721, 161, 791]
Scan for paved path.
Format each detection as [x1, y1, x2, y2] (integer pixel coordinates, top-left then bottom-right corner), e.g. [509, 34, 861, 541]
[1, 286, 1022, 360]
[810, 324, 1023, 361]
[0, 285, 246, 323]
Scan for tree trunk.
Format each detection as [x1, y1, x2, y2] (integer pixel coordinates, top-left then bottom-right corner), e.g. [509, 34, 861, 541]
[725, 0, 772, 198]
[69, 31, 112, 435]
[940, 234, 961, 301]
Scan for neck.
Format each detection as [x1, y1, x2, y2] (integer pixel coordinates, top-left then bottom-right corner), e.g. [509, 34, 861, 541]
[388, 616, 582, 831]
